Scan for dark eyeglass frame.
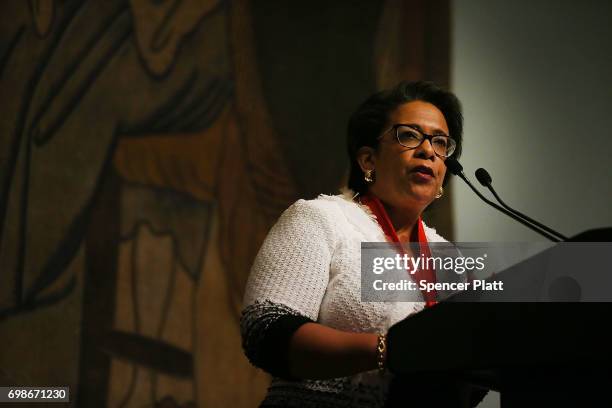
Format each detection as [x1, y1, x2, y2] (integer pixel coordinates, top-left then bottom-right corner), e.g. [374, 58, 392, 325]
[378, 124, 456, 158]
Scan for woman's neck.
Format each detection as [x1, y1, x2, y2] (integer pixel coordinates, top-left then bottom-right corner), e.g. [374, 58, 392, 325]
[380, 200, 421, 242]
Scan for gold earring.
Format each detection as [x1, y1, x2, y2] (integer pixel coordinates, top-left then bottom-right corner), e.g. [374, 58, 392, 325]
[435, 186, 444, 199]
[364, 169, 374, 183]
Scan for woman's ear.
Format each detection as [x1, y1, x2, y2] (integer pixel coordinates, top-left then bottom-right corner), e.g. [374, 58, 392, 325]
[356, 146, 376, 173]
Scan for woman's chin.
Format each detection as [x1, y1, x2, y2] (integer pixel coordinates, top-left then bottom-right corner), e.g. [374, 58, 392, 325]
[404, 185, 436, 202]
[398, 191, 435, 209]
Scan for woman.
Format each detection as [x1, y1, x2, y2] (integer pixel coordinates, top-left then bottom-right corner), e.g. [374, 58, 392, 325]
[241, 81, 464, 407]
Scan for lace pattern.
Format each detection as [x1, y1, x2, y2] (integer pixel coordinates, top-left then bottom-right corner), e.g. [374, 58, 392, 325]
[241, 191, 450, 407]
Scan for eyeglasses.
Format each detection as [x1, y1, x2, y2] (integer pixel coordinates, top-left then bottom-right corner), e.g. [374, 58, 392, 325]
[380, 124, 456, 158]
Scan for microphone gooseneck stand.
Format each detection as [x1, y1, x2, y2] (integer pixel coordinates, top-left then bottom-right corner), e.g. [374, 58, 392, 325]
[474, 167, 567, 241]
[445, 158, 563, 242]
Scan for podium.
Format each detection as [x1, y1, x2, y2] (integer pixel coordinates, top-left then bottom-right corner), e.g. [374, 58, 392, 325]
[385, 228, 612, 407]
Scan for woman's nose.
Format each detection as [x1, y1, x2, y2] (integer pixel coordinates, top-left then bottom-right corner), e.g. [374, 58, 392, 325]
[415, 138, 436, 159]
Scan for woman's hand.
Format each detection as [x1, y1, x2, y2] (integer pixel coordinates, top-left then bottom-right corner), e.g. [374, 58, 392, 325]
[287, 323, 383, 380]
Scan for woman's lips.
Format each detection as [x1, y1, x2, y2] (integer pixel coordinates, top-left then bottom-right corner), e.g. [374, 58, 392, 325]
[410, 165, 435, 181]
[412, 171, 434, 182]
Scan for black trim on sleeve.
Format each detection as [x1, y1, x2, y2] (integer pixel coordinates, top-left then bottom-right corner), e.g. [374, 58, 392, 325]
[241, 301, 314, 379]
[262, 313, 314, 379]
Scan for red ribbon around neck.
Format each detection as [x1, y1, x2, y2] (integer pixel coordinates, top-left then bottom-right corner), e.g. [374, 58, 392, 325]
[359, 193, 438, 307]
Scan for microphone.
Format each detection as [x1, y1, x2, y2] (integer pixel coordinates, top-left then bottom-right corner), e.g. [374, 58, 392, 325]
[475, 168, 567, 241]
[445, 158, 561, 242]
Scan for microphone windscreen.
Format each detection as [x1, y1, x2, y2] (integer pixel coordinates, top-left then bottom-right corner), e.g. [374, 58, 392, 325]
[475, 168, 493, 186]
[444, 158, 463, 175]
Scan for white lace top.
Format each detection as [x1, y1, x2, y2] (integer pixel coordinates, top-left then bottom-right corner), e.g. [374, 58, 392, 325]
[241, 190, 449, 407]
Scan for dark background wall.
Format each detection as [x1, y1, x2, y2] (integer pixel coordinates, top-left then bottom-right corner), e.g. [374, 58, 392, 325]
[252, 1, 381, 197]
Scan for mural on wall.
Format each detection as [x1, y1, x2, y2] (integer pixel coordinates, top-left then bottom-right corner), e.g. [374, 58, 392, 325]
[0, 0, 449, 406]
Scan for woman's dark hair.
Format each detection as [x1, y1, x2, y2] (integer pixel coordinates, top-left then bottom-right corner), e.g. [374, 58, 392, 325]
[346, 80, 463, 194]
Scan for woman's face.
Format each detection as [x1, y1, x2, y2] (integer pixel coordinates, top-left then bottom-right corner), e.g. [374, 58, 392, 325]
[364, 100, 449, 212]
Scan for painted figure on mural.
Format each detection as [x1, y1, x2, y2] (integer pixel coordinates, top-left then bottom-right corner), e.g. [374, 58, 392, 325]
[1, 0, 444, 406]
[0, 0, 295, 406]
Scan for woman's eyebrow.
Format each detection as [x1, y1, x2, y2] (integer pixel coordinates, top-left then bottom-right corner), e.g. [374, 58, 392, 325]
[403, 123, 449, 136]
